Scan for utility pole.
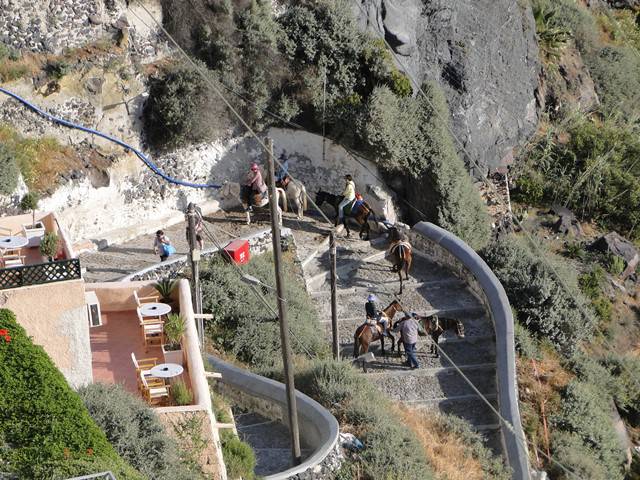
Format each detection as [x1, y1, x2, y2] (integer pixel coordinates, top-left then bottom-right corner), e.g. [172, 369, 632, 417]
[330, 230, 339, 360]
[322, 67, 327, 165]
[266, 137, 302, 465]
[186, 202, 203, 346]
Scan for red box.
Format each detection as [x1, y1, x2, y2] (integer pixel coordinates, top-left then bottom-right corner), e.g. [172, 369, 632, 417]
[223, 239, 250, 265]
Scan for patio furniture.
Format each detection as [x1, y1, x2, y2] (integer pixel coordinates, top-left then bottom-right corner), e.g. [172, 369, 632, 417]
[0, 235, 29, 250]
[137, 309, 164, 348]
[139, 371, 170, 404]
[134, 290, 160, 307]
[138, 302, 172, 317]
[131, 353, 158, 387]
[0, 227, 14, 236]
[149, 362, 184, 381]
[0, 248, 26, 268]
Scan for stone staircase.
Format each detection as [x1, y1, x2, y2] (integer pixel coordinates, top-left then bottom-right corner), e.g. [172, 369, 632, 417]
[297, 225, 504, 454]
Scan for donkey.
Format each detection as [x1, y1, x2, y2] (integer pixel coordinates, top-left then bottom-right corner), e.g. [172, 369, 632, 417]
[387, 228, 412, 295]
[315, 190, 373, 240]
[279, 179, 308, 220]
[353, 300, 404, 357]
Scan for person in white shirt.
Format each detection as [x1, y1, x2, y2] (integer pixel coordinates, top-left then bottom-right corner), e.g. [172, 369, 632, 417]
[336, 174, 356, 225]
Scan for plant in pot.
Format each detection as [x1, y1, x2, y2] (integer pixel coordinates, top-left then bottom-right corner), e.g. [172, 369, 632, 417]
[20, 193, 45, 247]
[154, 278, 177, 309]
[162, 313, 185, 366]
[39, 232, 59, 262]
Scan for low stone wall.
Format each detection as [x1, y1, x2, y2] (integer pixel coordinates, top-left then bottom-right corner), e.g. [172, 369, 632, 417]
[409, 222, 530, 480]
[122, 228, 293, 281]
[209, 356, 341, 480]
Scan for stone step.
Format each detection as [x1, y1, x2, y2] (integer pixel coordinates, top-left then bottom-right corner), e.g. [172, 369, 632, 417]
[310, 277, 466, 298]
[407, 396, 500, 427]
[372, 366, 497, 402]
[344, 337, 496, 370]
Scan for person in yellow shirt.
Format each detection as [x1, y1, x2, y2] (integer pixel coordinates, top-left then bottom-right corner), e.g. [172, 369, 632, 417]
[337, 174, 356, 225]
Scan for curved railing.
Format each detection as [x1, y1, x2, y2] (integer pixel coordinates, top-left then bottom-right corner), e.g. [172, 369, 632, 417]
[208, 356, 340, 480]
[409, 222, 530, 480]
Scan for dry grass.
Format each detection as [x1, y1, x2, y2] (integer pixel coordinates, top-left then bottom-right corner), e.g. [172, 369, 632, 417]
[516, 344, 573, 469]
[396, 404, 486, 480]
[0, 124, 83, 194]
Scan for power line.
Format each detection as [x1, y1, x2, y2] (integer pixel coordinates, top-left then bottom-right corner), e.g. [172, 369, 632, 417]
[129, 1, 335, 229]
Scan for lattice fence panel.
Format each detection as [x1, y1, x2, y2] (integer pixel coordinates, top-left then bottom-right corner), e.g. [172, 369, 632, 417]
[0, 259, 81, 290]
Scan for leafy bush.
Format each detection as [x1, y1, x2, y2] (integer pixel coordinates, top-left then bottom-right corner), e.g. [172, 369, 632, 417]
[607, 253, 626, 276]
[19, 192, 39, 226]
[39, 232, 59, 261]
[601, 355, 640, 425]
[552, 380, 626, 478]
[78, 383, 197, 480]
[514, 320, 540, 359]
[171, 380, 193, 406]
[143, 64, 222, 149]
[201, 253, 325, 370]
[550, 430, 610, 480]
[361, 83, 490, 249]
[45, 60, 71, 80]
[290, 359, 434, 480]
[0, 43, 20, 61]
[482, 237, 596, 352]
[532, 0, 572, 60]
[220, 431, 256, 480]
[164, 313, 185, 349]
[0, 309, 142, 479]
[578, 266, 605, 300]
[0, 144, 19, 195]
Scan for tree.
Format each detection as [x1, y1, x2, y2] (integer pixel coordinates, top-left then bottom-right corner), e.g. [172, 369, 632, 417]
[20, 192, 39, 227]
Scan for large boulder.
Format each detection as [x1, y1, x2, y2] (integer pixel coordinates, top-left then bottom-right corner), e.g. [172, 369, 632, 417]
[353, 0, 540, 174]
[591, 232, 639, 279]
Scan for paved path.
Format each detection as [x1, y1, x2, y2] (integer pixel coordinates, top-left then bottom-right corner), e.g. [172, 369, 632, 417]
[300, 225, 504, 455]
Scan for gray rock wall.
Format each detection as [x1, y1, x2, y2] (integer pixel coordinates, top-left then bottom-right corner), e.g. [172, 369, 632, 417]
[354, 0, 540, 173]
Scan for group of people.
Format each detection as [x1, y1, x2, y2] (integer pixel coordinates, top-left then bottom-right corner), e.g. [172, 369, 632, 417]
[241, 155, 291, 210]
[365, 294, 421, 369]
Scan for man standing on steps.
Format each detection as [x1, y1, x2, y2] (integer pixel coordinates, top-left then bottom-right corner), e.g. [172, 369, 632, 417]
[397, 313, 420, 369]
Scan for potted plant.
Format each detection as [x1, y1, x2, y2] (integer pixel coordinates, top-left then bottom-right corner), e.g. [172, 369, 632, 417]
[39, 232, 59, 262]
[20, 193, 45, 247]
[162, 313, 185, 366]
[154, 278, 177, 308]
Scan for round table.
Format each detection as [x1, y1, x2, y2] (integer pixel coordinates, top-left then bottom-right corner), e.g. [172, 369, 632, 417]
[0, 236, 29, 250]
[138, 302, 172, 317]
[150, 363, 184, 378]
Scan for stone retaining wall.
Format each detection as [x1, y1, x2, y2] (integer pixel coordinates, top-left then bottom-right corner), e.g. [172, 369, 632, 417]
[409, 222, 530, 480]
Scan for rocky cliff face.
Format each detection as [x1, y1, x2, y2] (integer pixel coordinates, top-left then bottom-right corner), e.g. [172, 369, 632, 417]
[353, 0, 540, 174]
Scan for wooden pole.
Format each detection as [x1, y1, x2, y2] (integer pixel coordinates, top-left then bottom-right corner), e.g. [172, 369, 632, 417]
[330, 231, 339, 360]
[186, 202, 203, 346]
[266, 137, 302, 465]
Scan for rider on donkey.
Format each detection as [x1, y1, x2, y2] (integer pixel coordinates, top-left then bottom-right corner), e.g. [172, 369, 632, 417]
[242, 162, 267, 212]
[336, 174, 356, 226]
[275, 153, 290, 188]
[365, 294, 390, 337]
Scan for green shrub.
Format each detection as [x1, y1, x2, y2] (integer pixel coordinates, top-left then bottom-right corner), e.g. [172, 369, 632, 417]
[601, 355, 640, 424]
[171, 380, 193, 406]
[532, 0, 572, 60]
[552, 380, 626, 478]
[550, 430, 610, 480]
[78, 383, 197, 479]
[578, 266, 605, 300]
[220, 430, 256, 480]
[0, 309, 142, 479]
[290, 359, 434, 480]
[19, 192, 39, 227]
[511, 172, 545, 205]
[0, 43, 20, 61]
[563, 241, 586, 261]
[361, 83, 490, 249]
[0, 144, 19, 195]
[201, 253, 325, 370]
[607, 253, 626, 276]
[45, 60, 71, 80]
[154, 277, 177, 302]
[482, 237, 596, 352]
[143, 64, 222, 149]
[39, 232, 59, 261]
[514, 320, 540, 359]
[164, 313, 185, 349]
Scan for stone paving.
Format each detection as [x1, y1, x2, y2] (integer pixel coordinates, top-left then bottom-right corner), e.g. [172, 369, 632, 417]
[301, 224, 504, 455]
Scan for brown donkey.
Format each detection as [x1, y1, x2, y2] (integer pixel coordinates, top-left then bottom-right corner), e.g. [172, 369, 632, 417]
[353, 300, 404, 357]
[387, 229, 412, 294]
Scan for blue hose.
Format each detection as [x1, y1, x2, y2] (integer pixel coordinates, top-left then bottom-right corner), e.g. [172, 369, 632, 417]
[0, 86, 221, 189]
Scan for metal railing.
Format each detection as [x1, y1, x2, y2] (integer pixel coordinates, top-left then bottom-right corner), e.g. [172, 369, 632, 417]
[0, 258, 81, 290]
[66, 472, 116, 480]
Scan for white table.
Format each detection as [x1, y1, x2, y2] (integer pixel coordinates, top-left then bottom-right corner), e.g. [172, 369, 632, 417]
[138, 302, 172, 317]
[0, 236, 29, 250]
[150, 363, 184, 379]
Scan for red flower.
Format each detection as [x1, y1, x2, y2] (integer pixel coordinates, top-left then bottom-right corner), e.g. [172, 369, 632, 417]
[0, 329, 7, 336]
[4, 335, 10, 343]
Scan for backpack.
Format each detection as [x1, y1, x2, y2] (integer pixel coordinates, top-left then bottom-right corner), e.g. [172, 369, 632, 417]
[162, 243, 176, 256]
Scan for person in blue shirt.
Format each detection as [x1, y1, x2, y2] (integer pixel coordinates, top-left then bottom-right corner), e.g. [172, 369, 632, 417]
[276, 153, 290, 187]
